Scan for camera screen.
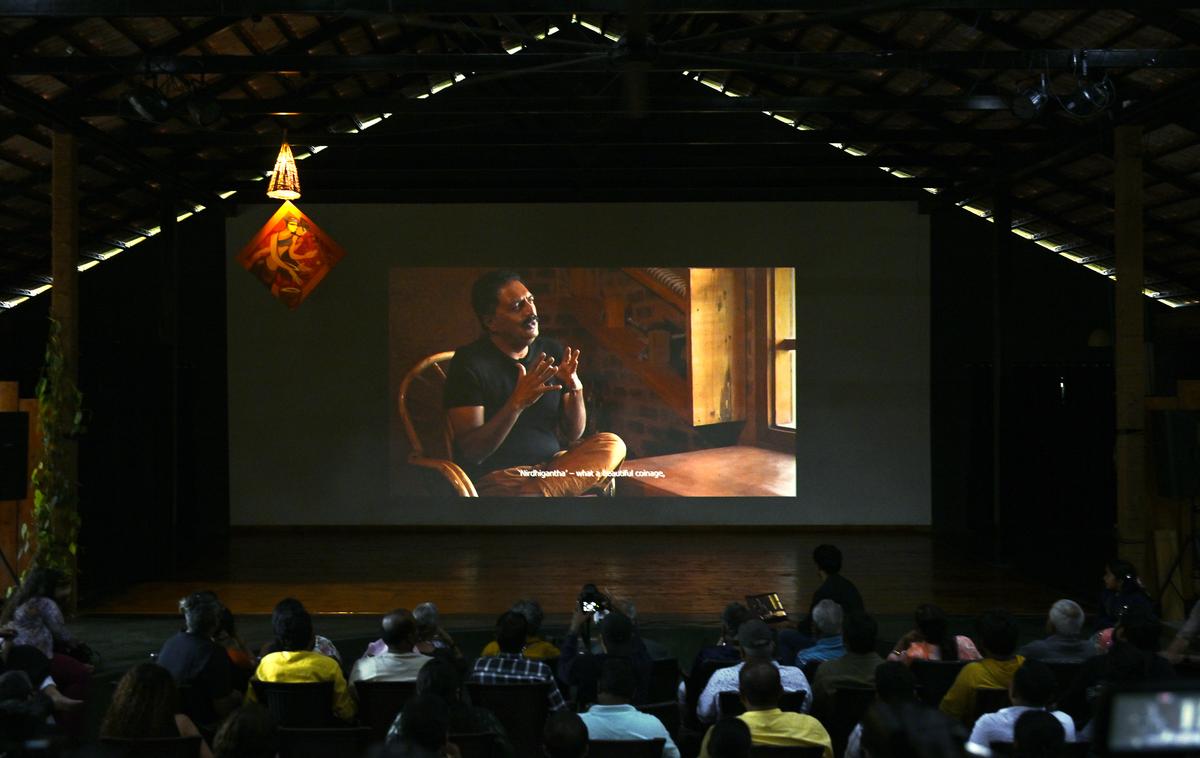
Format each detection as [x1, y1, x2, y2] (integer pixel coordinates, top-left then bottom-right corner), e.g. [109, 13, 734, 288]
[1108, 690, 1200, 751]
[581, 601, 600, 613]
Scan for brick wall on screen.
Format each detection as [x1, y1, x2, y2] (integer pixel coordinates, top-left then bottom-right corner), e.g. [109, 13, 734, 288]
[520, 268, 707, 459]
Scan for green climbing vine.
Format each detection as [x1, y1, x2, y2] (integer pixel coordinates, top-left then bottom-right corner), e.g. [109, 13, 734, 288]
[22, 318, 83, 577]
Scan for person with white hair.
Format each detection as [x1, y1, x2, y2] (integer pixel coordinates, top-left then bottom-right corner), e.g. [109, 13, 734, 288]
[795, 600, 845, 668]
[412, 602, 462, 659]
[1018, 600, 1097, 662]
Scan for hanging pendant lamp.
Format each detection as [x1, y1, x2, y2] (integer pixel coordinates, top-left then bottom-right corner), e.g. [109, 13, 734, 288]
[266, 136, 301, 200]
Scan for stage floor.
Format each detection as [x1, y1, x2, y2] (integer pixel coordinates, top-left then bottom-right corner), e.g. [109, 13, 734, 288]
[84, 528, 1068, 621]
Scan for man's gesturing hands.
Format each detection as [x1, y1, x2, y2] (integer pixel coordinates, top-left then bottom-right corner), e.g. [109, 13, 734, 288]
[510, 352, 561, 410]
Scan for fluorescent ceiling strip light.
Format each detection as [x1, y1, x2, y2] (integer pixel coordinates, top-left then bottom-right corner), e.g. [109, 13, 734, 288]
[77, 260, 99, 272]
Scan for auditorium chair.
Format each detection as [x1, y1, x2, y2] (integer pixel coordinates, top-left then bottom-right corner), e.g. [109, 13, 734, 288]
[588, 738, 667, 758]
[449, 732, 501, 758]
[909, 659, 968, 707]
[466, 681, 549, 757]
[971, 687, 1011, 725]
[399, 351, 618, 497]
[717, 689, 807, 718]
[250, 680, 335, 727]
[648, 658, 682, 703]
[989, 741, 1090, 757]
[683, 659, 739, 730]
[355, 679, 418, 740]
[829, 685, 875, 756]
[749, 746, 824, 757]
[98, 735, 202, 758]
[277, 726, 372, 758]
[637, 701, 681, 739]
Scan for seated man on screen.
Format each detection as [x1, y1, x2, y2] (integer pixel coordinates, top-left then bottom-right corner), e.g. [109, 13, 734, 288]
[444, 270, 626, 497]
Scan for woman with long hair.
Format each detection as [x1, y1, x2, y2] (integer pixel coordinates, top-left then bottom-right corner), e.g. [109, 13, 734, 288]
[887, 604, 981, 664]
[101, 663, 213, 758]
[1099, 558, 1153, 630]
[0, 567, 91, 730]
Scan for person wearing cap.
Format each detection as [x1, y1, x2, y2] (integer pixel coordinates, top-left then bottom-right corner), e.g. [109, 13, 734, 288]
[699, 662, 832, 758]
[559, 609, 653, 708]
[696, 619, 813, 724]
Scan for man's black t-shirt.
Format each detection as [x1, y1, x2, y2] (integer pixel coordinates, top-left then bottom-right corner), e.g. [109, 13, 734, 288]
[156, 630, 234, 724]
[443, 335, 565, 477]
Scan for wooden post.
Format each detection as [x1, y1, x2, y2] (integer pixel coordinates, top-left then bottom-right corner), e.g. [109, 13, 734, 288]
[51, 131, 79, 609]
[1114, 125, 1148, 580]
[991, 187, 1012, 559]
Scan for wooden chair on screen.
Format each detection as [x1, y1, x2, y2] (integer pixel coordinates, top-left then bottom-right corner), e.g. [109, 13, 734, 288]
[398, 351, 478, 497]
[399, 351, 618, 497]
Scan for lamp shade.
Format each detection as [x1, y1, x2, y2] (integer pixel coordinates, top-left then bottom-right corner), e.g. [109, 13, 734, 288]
[266, 140, 301, 200]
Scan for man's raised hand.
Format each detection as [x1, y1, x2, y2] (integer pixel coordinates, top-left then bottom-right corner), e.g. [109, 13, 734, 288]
[559, 346, 582, 391]
[509, 352, 560, 410]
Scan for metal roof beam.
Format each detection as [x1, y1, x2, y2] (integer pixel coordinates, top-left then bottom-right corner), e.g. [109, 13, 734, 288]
[2, 1, 1197, 15]
[9, 49, 1200, 76]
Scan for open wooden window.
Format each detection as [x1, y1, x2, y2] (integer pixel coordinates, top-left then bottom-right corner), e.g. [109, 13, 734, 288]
[770, 268, 796, 431]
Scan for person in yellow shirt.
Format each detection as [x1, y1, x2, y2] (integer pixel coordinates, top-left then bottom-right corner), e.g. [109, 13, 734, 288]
[699, 662, 833, 758]
[479, 600, 561, 660]
[939, 609, 1024, 723]
[245, 598, 356, 722]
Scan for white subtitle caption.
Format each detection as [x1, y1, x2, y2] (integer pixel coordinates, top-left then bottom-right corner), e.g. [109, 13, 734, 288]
[516, 469, 666, 479]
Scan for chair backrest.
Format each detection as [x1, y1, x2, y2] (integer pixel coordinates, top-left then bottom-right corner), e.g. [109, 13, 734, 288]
[648, 658, 681, 703]
[718, 689, 807, 719]
[972, 687, 1012, 724]
[98, 736, 202, 758]
[466, 681, 549, 758]
[450, 732, 500, 758]
[398, 351, 457, 460]
[588, 738, 667, 758]
[277, 726, 372, 758]
[685, 659, 740, 728]
[1042, 660, 1084, 702]
[830, 686, 876, 755]
[909, 659, 969, 707]
[637, 701, 680, 739]
[990, 742, 1091, 758]
[749, 746, 825, 757]
[251, 680, 335, 727]
[355, 679, 418, 740]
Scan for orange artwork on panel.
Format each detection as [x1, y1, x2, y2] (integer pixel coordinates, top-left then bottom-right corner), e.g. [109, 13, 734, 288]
[235, 201, 347, 309]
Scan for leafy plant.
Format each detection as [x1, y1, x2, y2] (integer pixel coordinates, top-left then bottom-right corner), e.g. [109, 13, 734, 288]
[22, 318, 83, 580]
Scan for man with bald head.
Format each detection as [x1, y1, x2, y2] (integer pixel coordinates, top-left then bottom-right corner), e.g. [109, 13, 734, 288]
[348, 609, 433, 696]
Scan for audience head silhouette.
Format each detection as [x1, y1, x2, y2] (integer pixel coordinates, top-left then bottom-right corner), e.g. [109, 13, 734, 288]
[495, 610, 529, 654]
[597, 657, 637, 705]
[739, 660, 783, 711]
[100, 663, 179, 740]
[271, 598, 314, 652]
[845, 610, 878, 654]
[381, 608, 418, 652]
[813, 544, 843, 575]
[180, 592, 221, 637]
[736, 619, 775, 661]
[543, 711, 588, 758]
[1011, 661, 1056, 708]
[976, 609, 1020, 658]
[1012, 709, 1065, 758]
[707, 717, 752, 758]
[212, 702, 278, 758]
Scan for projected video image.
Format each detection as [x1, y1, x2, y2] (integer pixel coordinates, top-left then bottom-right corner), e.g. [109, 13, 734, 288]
[1109, 690, 1200, 751]
[388, 267, 797, 498]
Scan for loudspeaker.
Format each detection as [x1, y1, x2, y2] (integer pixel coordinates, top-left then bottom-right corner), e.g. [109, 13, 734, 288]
[1152, 411, 1200, 500]
[0, 411, 29, 500]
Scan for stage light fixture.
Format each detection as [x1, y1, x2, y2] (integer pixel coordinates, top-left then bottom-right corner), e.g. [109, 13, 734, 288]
[1012, 75, 1048, 120]
[266, 137, 301, 201]
[125, 86, 170, 123]
[1061, 77, 1115, 119]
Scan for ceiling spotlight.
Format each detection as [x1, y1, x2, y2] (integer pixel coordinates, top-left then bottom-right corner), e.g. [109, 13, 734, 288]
[1012, 75, 1048, 120]
[1061, 76, 1115, 119]
[125, 85, 170, 123]
[185, 93, 222, 127]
